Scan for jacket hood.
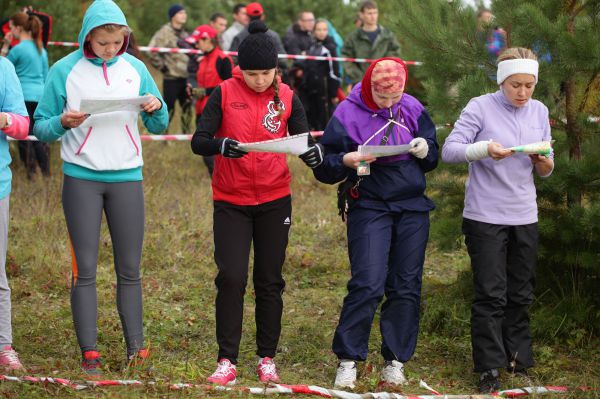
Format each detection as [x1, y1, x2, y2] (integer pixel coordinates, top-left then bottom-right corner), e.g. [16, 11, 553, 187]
[79, 0, 129, 62]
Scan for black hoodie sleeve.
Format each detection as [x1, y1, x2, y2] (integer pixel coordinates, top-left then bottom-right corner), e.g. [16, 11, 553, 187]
[216, 57, 233, 81]
[288, 93, 310, 135]
[191, 86, 224, 156]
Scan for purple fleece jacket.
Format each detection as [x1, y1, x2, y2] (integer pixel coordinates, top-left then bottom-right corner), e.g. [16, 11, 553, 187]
[442, 90, 552, 225]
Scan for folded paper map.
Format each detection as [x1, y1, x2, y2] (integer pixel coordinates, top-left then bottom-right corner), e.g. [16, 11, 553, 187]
[79, 96, 153, 115]
[358, 144, 413, 157]
[237, 133, 310, 155]
[509, 141, 553, 156]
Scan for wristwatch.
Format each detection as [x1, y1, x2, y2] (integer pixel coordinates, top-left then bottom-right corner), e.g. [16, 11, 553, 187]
[1, 112, 12, 129]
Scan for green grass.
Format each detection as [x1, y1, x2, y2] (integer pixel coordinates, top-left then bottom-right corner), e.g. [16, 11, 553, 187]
[1, 142, 598, 398]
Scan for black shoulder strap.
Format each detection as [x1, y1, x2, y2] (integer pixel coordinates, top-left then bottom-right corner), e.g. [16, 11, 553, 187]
[379, 109, 402, 145]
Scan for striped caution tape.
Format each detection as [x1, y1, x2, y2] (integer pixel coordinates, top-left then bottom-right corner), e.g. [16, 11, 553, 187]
[47, 41, 423, 65]
[1, 374, 593, 398]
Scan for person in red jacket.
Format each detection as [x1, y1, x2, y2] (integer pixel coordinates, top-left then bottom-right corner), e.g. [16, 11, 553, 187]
[186, 24, 233, 177]
[191, 20, 322, 386]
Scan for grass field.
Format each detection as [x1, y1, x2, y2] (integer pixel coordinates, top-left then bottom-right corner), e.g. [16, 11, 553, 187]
[1, 140, 598, 398]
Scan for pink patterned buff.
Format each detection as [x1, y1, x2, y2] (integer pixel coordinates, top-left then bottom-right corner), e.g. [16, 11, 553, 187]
[370, 59, 406, 94]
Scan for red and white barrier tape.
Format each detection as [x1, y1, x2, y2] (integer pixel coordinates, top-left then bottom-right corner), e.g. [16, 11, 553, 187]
[7, 127, 451, 142]
[0, 374, 593, 398]
[47, 41, 423, 65]
[7, 134, 194, 142]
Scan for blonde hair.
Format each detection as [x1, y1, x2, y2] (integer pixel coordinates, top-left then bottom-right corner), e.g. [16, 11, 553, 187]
[90, 24, 130, 37]
[497, 47, 537, 64]
[270, 68, 284, 117]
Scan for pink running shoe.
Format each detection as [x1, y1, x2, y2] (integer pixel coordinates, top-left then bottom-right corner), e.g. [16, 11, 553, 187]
[0, 345, 24, 372]
[257, 357, 280, 383]
[207, 358, 237, 385]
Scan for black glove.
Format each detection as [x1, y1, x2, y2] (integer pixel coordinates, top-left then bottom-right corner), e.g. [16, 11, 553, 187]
[220, 138, 247, 158]
[299, 143, 324, 168]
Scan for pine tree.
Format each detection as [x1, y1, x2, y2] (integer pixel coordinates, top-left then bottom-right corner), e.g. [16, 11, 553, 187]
[384, 0, 600, 341]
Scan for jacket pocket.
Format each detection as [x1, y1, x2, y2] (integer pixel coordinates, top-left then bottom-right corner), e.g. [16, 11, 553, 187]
[125, 124, 140, 156]
[76, 127, 93, 155]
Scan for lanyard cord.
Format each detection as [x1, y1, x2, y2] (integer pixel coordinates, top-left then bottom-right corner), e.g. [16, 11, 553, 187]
[363, 108, 409, 145]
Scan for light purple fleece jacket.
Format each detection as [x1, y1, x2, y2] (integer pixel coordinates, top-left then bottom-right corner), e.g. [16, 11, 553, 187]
[442, 90, 552, 225]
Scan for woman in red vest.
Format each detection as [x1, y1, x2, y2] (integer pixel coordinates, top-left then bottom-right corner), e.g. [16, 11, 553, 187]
[185, 24, 233, 177]
[191, 20, 322, 386]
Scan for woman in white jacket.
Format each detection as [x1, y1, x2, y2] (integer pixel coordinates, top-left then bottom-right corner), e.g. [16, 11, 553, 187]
[34, 0, 168, 376]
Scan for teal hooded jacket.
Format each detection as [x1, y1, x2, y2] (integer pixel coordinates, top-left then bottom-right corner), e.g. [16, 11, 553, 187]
[34, 0, 168, 182]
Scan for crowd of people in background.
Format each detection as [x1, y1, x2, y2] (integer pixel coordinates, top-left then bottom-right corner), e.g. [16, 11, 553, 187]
[0, 0, 552, 396]
[148, 1, 406, 142]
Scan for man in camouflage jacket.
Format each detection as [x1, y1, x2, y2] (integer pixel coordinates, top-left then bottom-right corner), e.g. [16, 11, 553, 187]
[148, 4, 193, 133]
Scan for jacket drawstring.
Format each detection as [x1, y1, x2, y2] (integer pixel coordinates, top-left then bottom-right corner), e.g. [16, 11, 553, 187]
[102, 61, 110, 86]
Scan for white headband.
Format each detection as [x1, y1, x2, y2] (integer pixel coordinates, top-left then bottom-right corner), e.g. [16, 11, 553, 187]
[496, 59, 539, 85]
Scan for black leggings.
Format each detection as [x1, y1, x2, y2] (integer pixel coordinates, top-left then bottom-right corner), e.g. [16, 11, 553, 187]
[19, 101, 50, 177]
[213, 196, 292, 363]
[63, 176, 145, 355]
[163, 78, 192, 133]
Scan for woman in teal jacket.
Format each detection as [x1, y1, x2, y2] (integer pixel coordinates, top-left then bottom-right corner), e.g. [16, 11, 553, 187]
[6, 11, 49, 179]
[0, 57, 30, 372]
[34, 0, 168, 376]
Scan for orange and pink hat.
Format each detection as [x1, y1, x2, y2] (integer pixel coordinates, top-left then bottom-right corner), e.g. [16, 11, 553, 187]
[361, 57, 408, 110]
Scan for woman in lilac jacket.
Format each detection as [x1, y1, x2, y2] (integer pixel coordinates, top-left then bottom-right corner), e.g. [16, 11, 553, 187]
[442, 47, 554, 393]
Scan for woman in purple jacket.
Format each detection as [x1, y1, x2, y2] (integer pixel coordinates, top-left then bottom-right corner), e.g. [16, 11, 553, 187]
[311, 57, 438, 389]
[442, 47, 554, 393]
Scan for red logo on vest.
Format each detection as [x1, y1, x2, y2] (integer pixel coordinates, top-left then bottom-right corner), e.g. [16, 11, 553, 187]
[230, 102, 249, 110]
[262, 101, 285, 133]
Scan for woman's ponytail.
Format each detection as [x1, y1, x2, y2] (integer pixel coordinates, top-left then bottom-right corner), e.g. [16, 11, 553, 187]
[10, 12, 43, 53]
[29, 14, 43, 53]
[270, 68, 283, 117]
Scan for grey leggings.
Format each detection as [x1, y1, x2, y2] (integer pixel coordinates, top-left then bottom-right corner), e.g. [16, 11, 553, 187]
[62, 175, 145, 355]
[0, 196, 12, 346]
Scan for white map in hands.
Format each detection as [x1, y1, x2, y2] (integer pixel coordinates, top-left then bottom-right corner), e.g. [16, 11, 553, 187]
[79, 95, 153, 115]
[237, 133, 310, 155]
[358, 144, 413, 157]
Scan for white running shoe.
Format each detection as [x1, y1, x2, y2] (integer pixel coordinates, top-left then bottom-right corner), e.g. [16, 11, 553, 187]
[381, 360, 408, 385]
[334, 360, 357, 389]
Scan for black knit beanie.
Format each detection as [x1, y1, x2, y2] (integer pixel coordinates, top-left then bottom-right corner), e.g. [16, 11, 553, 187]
[237, 20, 278, 70]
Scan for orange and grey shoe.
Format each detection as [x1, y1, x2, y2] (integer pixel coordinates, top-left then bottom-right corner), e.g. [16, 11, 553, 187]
[127, 348, 150, 367]
[81, 350, 102, 378]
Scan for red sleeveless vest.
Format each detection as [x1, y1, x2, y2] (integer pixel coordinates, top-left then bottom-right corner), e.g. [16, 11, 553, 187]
[196, 47, 233, 115]
[212, 67, 294, 205]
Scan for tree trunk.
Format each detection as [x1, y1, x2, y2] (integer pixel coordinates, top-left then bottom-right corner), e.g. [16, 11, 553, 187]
[564, 78, 582, 206]
[564, 2, 583, 207]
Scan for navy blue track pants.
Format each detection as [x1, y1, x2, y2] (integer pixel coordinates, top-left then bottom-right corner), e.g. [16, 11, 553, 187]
[332, 207, 429, 362]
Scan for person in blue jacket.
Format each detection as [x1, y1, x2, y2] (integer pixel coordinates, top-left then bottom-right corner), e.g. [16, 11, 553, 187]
[0, 57, 30, 373]
[310, 57, 438, 389]
[33, 0, 168, 376]
[6, 11, 49, 179]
